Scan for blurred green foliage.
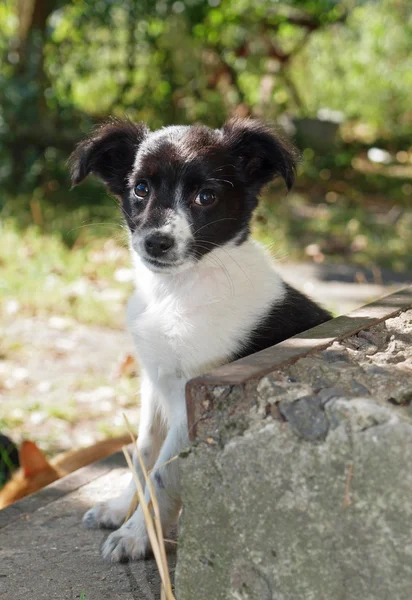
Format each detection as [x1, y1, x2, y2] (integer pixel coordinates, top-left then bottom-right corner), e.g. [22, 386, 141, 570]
[0, 0, 411, 271]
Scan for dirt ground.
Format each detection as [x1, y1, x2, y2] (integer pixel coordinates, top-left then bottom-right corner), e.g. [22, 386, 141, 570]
[1, 314, 139, 456]
[0, 262, 408, 457]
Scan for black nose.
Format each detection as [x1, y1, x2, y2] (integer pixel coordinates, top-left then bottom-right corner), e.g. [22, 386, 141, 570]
[144, 233, 175, 258]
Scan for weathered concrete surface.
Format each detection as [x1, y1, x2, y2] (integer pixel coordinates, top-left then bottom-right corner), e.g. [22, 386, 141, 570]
[0, 452, 174, 600]
[176, 308, 412, 600]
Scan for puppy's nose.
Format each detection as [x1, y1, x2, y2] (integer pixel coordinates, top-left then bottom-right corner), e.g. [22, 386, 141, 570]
[144, 233, 174, 257]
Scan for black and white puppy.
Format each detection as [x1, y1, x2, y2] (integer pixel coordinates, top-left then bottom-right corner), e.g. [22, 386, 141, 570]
[70, 118, 330, 562]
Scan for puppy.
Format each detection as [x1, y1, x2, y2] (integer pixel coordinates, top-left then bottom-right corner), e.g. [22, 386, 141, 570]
[70, 118, 330, 562]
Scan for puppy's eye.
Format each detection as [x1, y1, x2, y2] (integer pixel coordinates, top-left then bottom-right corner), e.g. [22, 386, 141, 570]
[134, 180, 150, 199]
[194, 189, 217, 207]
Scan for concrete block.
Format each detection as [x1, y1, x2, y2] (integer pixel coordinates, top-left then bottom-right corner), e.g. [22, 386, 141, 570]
[176, 295, 412, 600]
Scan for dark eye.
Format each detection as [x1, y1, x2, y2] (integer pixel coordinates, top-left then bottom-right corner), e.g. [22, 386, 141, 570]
[194, 189, 217, 207]
[134, 180, 150, 199]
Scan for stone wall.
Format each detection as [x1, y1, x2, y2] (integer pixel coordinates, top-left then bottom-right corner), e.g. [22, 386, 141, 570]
[175, 293, 412, 600]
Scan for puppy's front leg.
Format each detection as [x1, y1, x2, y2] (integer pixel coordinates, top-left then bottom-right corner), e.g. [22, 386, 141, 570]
[102, 403, 188, 562]
[83, 374, 164, 530]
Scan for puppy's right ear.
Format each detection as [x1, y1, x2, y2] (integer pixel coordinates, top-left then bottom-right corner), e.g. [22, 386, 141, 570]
[69, 119, 149, 197]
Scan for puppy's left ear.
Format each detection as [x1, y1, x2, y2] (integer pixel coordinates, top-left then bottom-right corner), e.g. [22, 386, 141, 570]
[69, 118, 149, 197]
[222, 118, 298, 192]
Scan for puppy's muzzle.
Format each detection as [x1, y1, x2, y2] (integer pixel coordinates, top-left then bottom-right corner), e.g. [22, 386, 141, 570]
[144, 233, 175, 258]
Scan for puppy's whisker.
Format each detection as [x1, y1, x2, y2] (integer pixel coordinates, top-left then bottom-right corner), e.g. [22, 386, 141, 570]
[121, 206, 134, 222]
[262, 240, 277, 252]
[197, 239, 253, 287]
[105, 194, 135, 222]
[190, 218, 237, 236]
[67, 221, 125, 235]
[194, 244, 236, 298]
[197, 258, 234, 300]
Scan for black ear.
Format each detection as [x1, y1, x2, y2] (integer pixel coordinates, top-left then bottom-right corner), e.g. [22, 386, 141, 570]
[222, 118, 298, 191]
[69, 118, 149, 196]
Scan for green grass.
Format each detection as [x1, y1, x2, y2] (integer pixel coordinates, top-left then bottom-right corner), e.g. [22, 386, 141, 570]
[46, 403, 79, 424]
[0, 218, 132, 328]
[254, 187, 412, 272]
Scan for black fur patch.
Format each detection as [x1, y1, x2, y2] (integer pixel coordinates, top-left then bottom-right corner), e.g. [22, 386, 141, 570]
[222, 118, 298, 192]
[154, 471, 165, 489]
[69, 118, 149, 197]
[233, 284, 331, 360]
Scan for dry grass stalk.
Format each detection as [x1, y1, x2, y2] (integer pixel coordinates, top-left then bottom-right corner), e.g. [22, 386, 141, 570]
[149, 455, 179, 474]
[123, 423, 139, 522]
[124, 456, 179, 523]
[135, 448, 171, 594]
[123, 414, 175, 600]
[125, 492, 139, 522]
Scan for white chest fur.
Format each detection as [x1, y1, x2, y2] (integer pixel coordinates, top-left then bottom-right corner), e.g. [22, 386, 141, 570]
[127, 240, 285, 405]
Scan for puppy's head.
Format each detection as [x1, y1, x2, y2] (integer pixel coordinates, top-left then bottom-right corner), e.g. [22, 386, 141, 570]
[70, 118, 297, 273]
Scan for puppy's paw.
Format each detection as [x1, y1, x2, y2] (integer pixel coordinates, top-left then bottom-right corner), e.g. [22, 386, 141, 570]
[101, 525, 149, 563]
[83, 499, 130, 530]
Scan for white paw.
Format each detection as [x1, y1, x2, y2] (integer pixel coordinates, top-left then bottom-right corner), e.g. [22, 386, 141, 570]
[101, 523, 149, 562]
[83, 499, 130, 530]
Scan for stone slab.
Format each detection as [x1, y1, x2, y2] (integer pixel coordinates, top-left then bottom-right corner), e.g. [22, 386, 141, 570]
[0, 452, 172, 600]
[176, 292, 412, 600]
